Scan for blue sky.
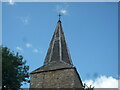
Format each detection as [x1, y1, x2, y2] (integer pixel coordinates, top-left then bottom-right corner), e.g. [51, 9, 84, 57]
[2, 2, 118, 88]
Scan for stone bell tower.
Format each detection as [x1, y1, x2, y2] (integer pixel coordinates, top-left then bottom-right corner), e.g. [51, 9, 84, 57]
[30, 18, 83, 88]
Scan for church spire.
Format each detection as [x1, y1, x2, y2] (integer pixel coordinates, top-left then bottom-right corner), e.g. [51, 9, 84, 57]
[44, 20, 73, 66]
[30, 17, 83, 88]
[31, 19, 74, 74]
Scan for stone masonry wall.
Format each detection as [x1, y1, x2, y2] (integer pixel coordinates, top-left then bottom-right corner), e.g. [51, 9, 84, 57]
[30, 68, 82, 88]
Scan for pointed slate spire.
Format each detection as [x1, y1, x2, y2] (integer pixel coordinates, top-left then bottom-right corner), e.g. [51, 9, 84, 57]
[44, 20, 73, 66]
[31, 20, 74, 74]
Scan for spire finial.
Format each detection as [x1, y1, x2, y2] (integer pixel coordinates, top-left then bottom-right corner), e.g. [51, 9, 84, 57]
[58, 13, 62, 21]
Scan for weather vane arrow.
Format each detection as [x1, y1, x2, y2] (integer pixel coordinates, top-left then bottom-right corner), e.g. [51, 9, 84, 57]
[58, 13, 62, 20]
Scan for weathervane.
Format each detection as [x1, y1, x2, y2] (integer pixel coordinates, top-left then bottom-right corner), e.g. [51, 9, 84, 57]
[58, 13, 62, 20]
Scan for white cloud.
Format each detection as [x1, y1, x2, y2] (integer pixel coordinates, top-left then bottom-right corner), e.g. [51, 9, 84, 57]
[20, 16, 30, 25]
[59, 9, 67, 15]
[33, 49, 38, 53]
[83, 75, 118, 88]
[16, 46, 23, 51]
[56, 3, 69, 15]
[118, 79, 120, 90]
[26, 43, 32, 48]
[8, 0, 15, 5]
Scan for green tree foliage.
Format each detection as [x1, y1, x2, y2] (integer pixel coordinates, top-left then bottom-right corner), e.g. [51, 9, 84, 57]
[2, 46, 29, 89]
[83, 83, 94, 90]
